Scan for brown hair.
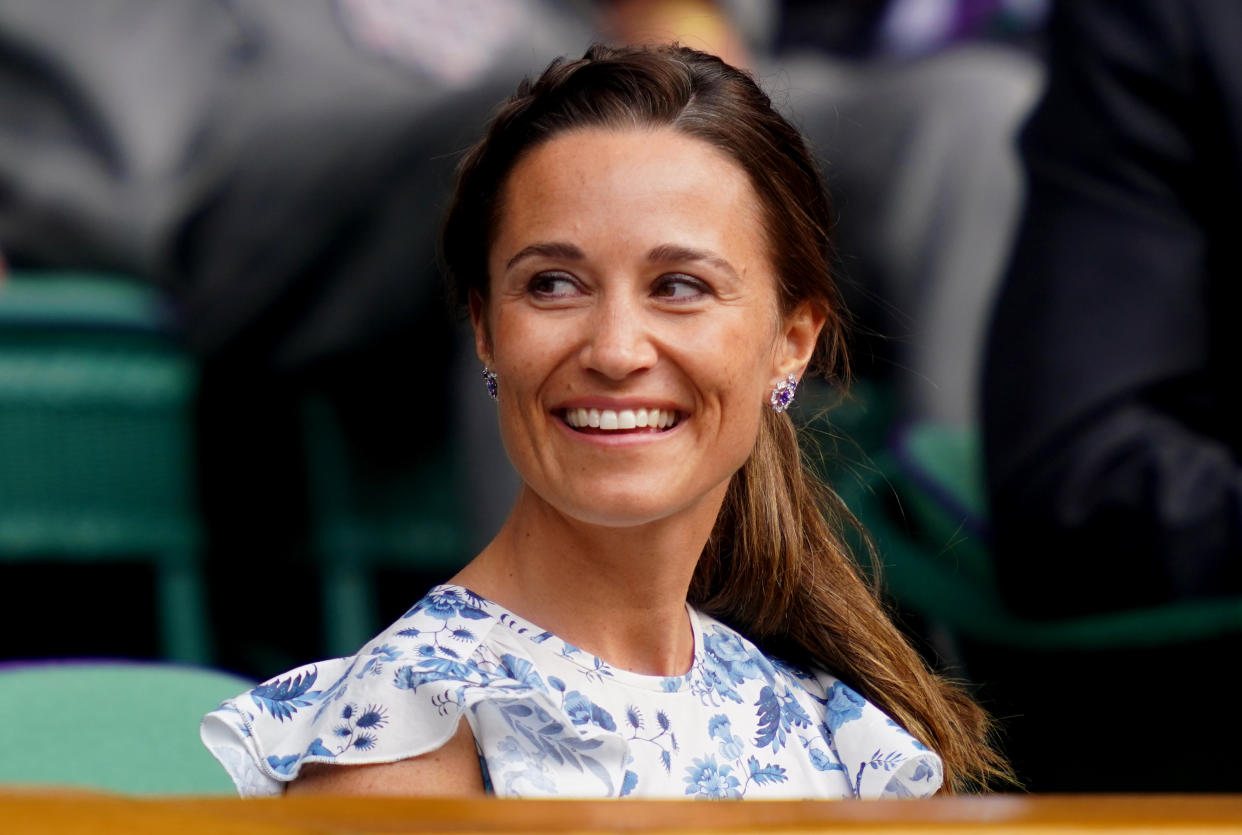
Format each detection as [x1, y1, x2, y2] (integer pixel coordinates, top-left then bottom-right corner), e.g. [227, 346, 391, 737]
[442, 43, 1010, 792]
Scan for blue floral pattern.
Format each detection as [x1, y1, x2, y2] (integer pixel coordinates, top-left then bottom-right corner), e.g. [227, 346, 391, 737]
[201, 585, 943, 799]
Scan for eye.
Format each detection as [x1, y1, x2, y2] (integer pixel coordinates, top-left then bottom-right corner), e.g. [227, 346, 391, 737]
[528, 271, 582, 300]
[652, 274, 710, 302]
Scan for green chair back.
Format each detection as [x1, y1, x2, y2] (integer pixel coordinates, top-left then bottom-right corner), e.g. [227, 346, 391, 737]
[0, 272, 209, 663]
[304, 397, 469, 657]
[0, 661, 250, 794]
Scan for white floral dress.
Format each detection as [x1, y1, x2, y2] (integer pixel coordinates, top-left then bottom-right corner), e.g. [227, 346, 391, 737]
[201, 585, 943, 798]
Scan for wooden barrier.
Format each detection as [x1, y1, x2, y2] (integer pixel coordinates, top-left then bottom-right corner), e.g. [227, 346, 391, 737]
[3, 789, 1241, 834]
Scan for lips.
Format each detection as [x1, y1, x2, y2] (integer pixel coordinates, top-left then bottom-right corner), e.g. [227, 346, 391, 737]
[561, 407, 680, 432]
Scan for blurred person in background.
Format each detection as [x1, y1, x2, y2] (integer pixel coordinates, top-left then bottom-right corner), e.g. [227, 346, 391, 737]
[0, 0, 591, 676]
[982, 0, 1242, 791]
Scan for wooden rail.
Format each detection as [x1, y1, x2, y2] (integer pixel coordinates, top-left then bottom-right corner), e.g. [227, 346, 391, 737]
[4, 789, 1241, 834]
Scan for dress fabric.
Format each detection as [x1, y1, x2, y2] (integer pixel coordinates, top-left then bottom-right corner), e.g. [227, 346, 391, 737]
[201, 585, 943, 798]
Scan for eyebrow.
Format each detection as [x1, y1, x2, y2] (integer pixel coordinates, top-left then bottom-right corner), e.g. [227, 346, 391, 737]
[646, 244, 740, 280]
[505, 241, 740, 279]
[505, 242, 584, 271]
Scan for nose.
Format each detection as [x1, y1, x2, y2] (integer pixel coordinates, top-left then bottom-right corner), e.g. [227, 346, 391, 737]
[579, 294, 658, 380]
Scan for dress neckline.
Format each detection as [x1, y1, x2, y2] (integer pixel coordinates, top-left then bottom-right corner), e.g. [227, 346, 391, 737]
[433, 584, 701, 693]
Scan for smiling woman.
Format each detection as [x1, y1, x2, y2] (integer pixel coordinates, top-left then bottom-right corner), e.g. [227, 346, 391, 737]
[201, 44, 1011, 799]
[477, 126, 805, 533]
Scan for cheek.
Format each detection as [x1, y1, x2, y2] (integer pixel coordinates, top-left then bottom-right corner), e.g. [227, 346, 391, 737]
[489, 307, 544, 378]
[488, 304, 577, 418]
[697, 345, 774, 466]
[705, 319, 784, 402]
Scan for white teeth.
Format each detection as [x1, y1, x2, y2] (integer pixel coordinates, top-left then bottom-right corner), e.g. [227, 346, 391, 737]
[562, 407, 679, 431]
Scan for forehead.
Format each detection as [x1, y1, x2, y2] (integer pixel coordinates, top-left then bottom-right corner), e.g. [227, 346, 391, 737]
[490, 127, 771, 271]
[504, 126, 752, 196]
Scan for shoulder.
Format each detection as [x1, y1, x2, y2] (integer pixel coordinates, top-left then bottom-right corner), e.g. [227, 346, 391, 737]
[803, 667, 945, 799]
[693, 609, 812, 692]
[689, 609, 943, 799]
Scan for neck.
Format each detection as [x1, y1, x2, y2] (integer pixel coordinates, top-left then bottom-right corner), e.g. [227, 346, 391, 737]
[452, 483, 727, 676]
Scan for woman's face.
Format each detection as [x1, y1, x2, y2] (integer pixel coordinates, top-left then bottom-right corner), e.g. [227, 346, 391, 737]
[476, 127, 822, 529]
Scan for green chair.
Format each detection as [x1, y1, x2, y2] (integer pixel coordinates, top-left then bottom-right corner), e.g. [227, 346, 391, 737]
[0, 272, 210, 663]
[0, 661, 250, 794]
[304, 397, 470, 658]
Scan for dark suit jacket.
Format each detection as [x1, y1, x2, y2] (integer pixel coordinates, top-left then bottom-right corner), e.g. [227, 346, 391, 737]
[983, 0, 1242, 617]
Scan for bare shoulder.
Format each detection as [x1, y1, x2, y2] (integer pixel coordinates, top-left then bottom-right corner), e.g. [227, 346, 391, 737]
[286, 718, 485, 796]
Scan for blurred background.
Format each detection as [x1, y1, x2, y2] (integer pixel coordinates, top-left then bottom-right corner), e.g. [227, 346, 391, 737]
[3, 0, 1240, 794]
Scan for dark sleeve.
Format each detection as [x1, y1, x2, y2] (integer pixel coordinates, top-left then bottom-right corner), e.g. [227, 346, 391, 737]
[982, 0, 1242, 617]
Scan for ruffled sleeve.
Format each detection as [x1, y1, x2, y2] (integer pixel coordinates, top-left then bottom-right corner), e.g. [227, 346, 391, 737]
[200, 640, 469, 797]
[200, 585, 634, 798]
[200, 587, 502, 796]
[814, 672, 944, 798]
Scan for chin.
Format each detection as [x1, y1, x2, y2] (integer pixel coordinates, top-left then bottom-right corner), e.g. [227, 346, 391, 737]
[536, 479, 728, 531]
[549, 494, 670, 529]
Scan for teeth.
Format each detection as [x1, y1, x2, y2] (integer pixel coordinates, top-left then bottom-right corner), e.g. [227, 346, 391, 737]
[563, 408, 678, 431]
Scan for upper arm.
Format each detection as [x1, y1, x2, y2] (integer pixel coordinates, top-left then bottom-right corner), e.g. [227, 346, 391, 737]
[285, 717, 487, 796]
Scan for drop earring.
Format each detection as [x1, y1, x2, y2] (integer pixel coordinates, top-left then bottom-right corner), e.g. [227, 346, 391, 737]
[768, 373, 798, 413]
[482, 367, 498, 400]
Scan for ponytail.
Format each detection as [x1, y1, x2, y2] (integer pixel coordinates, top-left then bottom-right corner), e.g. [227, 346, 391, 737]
[691, 408, 1013, 792]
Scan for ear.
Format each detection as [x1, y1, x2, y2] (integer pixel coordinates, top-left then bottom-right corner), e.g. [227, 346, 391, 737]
[773, 301, 826, 382]
[469, 290, 493, 365]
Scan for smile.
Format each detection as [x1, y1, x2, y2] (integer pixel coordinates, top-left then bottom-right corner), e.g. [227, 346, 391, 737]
[561, 407, 680, 432]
